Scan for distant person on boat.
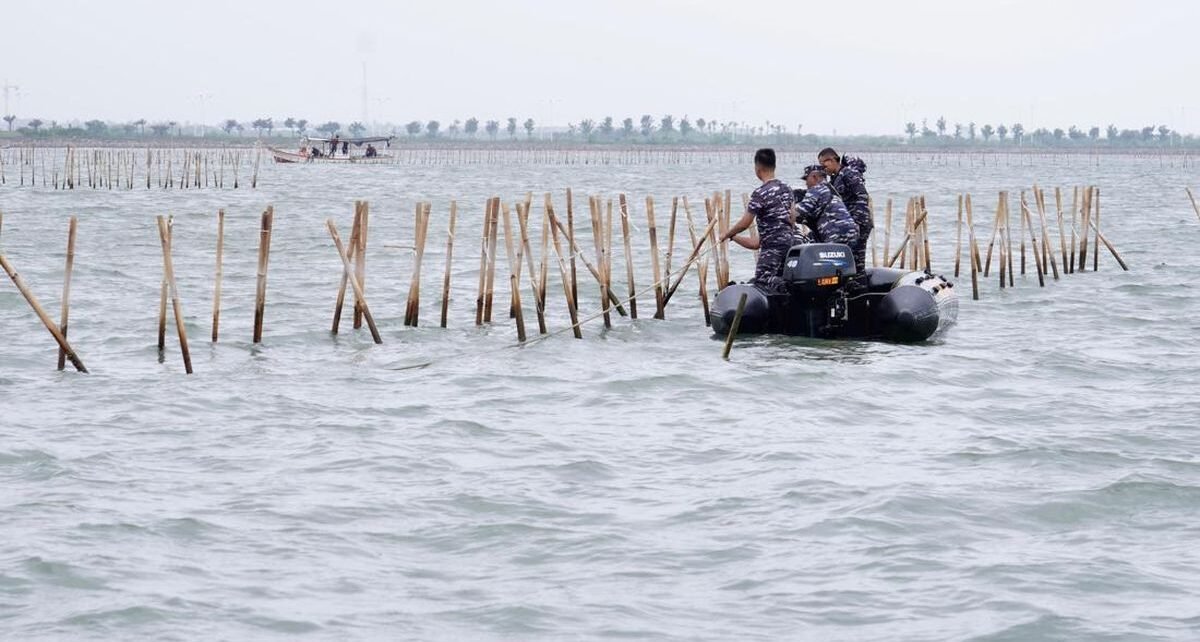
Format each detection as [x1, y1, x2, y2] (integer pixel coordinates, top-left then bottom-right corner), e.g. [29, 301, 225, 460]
[819, 148, 871, 272]
[342, 140, 349, 155]
[365, 144, 377, 158]
[794, 165, 859, 255]
[329, 135, 340, 157]
[298, 145, 309, 158]
[310, 146, 322, 159]
[720, 148, 796, 293]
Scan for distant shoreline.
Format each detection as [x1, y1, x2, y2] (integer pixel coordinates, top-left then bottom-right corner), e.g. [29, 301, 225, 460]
[0, 137, 1196, 156]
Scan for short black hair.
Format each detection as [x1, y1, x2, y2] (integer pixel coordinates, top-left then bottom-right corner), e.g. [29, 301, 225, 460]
[818, 147, 840, 162]
[754, 148, 776, 169]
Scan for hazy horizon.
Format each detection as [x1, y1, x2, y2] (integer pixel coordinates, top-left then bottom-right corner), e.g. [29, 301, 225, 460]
[2, 0, 1196, 135]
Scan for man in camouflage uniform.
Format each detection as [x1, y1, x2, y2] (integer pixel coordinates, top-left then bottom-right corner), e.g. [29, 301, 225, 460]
[721, 148, 796, 293]
[819, 148, 871, 272]
[795, 165, 859, 253]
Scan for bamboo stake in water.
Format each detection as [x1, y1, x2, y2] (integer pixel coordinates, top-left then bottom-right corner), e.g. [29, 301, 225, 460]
[1078, 187, 1092, 272]
[1093, 187, 1101, 273]
[484, 197, 500, 323]
[353, 201, 370, 329]
[440, 200, 457, 329]
[332, 202, 363, 334]
[646, 196, 666, 319]
[0, 253, 88, 373]
[56, 217, 78, 371]
[588, 196, 611, 329]
[212, 209, 225, 341]
[252, 206, 274, 343]
[1055, 187, 1069, 275]
[721, 292, 749, 360]
[1088, 216, 1129, 271]
[406, 202, 431, 326]
[475, 197, 492, 326]
[619, 193, 638, 319]
[566, 188, 578, 309]
[1020, 195, 1045, 287]
[548, 209, 582, 339]
[684, 199, 711, 324]
[158, 217, 172, 352]
[664, 196, 678, 280]
[1187, 188, 1200, 223]
[326, 219, 382, 344]
[883, 198, 893, 265]
[500, 202, 526, 342]
[954, 194, 963, 277]
[516, 202, 546, 334]
[965, 194, 980, 301]
[156, 215, 193, 374]
[1035, 188, 1060, 280]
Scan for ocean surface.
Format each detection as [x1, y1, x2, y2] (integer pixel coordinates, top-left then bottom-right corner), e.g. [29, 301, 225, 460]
[2, 150, 1200, 640]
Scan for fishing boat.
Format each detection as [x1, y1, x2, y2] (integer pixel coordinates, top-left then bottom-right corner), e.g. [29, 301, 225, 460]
[268, 135, 395, 164]
[710, 242, 958, 342]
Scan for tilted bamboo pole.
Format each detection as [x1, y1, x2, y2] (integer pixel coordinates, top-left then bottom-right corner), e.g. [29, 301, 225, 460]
[325, 219, 382, 344]
[156, 216, 193, 374]
[0, 253, 88, 372]
[56, 217, 78, 371]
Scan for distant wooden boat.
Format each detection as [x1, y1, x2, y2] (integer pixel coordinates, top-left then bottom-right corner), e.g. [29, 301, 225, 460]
[269, 135, 395, 164]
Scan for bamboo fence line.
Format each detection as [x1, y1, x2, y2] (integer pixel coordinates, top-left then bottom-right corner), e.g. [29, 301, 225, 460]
[0, 146, 260, 189]
[0, 187, 1131, 372]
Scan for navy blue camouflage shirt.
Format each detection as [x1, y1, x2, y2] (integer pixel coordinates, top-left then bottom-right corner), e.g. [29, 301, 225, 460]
[747, 178, 796, 247]
[795, 182, 859, 245]
[830, 160, 872, 232]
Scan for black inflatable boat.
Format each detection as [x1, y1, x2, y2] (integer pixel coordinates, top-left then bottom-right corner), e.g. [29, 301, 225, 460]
[710, 243, 958, 342]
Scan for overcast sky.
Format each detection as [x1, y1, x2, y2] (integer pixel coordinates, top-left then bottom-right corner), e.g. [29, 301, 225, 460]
[2, 0, 1196, 135]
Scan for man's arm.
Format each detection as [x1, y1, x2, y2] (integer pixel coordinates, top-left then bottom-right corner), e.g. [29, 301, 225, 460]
[721, 210, 755, 241]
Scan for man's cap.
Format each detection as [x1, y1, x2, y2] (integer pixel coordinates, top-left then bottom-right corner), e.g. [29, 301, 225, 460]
[803, 164, 826, 178]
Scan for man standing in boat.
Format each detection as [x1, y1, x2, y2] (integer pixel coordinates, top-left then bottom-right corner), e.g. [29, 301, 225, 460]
[818, 148, 871, 272]
[794, 165, 859, 256]
[721, 148, 796, 293]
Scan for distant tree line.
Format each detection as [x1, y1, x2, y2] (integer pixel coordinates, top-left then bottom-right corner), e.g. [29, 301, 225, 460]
[901, 116, 1189, 148]
[3, 111, 1198, 149]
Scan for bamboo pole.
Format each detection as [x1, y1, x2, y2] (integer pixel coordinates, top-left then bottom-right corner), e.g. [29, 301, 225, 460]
[604, 198, 615, 327]
[646, 196, 666, 319]
[885, 207, 930, 268]
[212, 209, 225, 341]
[353, 201, 370, 329]
[549, 201, 627, 316]
[158, 217, 171, 352]
[484, 197, 500, 323]
[156, 216, 193, 374]
[663, 214, 721, 307]
[252, 206, 274, 343]
[664, 196, 678, 280]
[721, 292, 749, 360]
[1019, 191, 1027, 275]
[500, 202, 526, 342]
[588, 196, 611, 329]
[920, 196, 931, 272]
[1020, 194, 1045, 287]
[1088, 217, 1129, 271]
[1005, 194, 1014, 287]
[1078, 186, 1092, 272]
[56, 217, 78, 371]
[1093, 187, 1100, 273]
[332, 202, 363, 334]
[1035, 188, 1060, 280]
[684, 199, 711, 324]
[983, 193, 1002, 277]
[406, 202, 431, 326]
[954, 194, 963, 277]
[965, 194, 980, 301]
[0, 253, 88, 373]
[475, 197, 492, 326]
[1069, 186, 1079, 273]
[516, 201, 546, 334]
[548, 209, 582, 339]
[566, 188, 578, 309]
[619, 193, 638, 319]
[883, 198, 893, 264]
[325, 219, 382, 344]
[1055, 187, 1069, 275]
[1187, 188, 1200, 223]
[440, 200, 457, 329]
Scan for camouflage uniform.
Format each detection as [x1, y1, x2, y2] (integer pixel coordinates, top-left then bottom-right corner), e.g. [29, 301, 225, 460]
[795, 181, 859, 252]
[829, 157, 872, 271]
[747, 178, 796, 293]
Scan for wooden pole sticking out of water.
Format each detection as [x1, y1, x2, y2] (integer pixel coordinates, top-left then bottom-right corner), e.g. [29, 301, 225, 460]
[156, 215, 193, 374]
[683, 197, 710, 325]
[484, 197, 500, 323]
[1093, 187, 1101, 273]
[1020, 194, 1045, 287]
[885, 206, 930, 268]
[1078, 187, 1092, 272]
[500, 202, 526, 342]
[920, 196, 932, 272]
[954, 195, 963, 277]
[1035, 188, 1060, 280]
[883, 198, 893, 265]
[405, 202, 431, 326]
[663, 214, 721, 308]
[212, 209, 225, 342]
[548, 207, 582, 339]
[1187, 188, 1200, 223]
[1055, 187, 1069, 275]
[549, 202, 627, 316]
[475, 197, 492, 326]
[618, 194, 638, 319]
[158, 217, 171, 352]
[325, 219, 382, 344]
[721, 292, 749, 361]
[516, 201, 546, 335]
[646, 196, 666, 319]
[664, 196, 678, 281]
[1004, 193, 1015, 287]
[1068, 186, 1079, 274]
[965, 194, 980, 301]
[588, 196, 611, 329]
[440, 200, 457, 329]
[252, 206, 274, 344]
[566, 188, 578, 309]
[0, 253, 88, 373]
[1018, 191, 1027, 276]
[1088, 216, 1129, 271]
[332, 202, 363, 334]
[353, 201, 370, 329]
[56, 217, 78, 371]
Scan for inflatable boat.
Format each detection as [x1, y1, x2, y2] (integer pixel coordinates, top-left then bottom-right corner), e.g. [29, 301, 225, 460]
[710, 243, 958, 342]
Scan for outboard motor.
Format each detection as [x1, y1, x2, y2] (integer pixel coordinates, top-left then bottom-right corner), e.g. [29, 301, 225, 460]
[779, 243, 856, 336]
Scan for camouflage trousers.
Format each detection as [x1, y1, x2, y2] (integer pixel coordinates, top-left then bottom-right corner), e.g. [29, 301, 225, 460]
[753, 241, 792, 294]
[851, 209, 873, 273]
